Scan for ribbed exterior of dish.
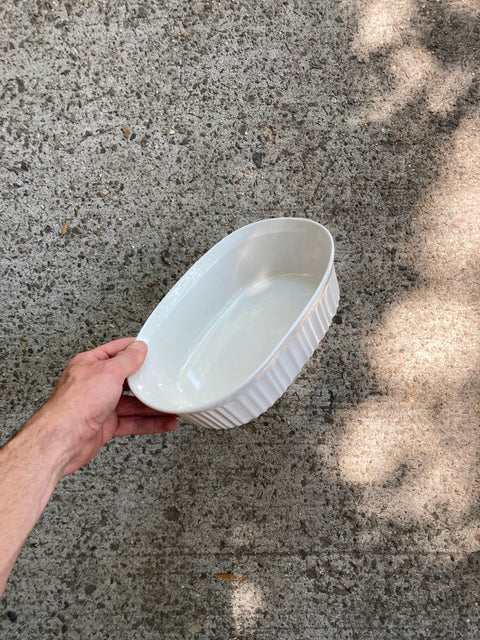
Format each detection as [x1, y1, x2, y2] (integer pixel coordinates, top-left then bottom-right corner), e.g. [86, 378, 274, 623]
[182, 267, 340, 429]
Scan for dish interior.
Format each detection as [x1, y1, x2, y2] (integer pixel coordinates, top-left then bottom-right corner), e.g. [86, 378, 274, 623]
[168, 273, 315, 409]
[131, 220, 332, 413]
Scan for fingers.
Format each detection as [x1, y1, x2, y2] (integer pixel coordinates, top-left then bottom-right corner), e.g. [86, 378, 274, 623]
[106, 340, 148, 381]
[116, 395, 174, 418]
[114, 415, 179, 438]
[90, 337, 137, 361]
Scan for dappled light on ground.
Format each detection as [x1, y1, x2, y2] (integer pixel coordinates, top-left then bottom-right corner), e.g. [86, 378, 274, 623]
[336, 106, 480, 547]
[338, 397, 477, 524]
[353, 0, 416, 55]
[231, 581, 266, 630]
[443, 0, 480, 16]
[335, 1, 480, 556]
[353, 44, 473, 123]
[352, 0, 475, 122]
[412, 106, 480, 283]
[369, 288, 479, 399]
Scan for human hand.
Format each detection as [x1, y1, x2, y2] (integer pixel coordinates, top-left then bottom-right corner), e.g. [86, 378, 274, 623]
[0, 337, 177, 596]
[34, 337, 178, 477]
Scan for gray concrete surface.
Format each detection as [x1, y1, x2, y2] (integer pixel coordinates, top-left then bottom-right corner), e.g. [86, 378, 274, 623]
[1, 0, 480, 638]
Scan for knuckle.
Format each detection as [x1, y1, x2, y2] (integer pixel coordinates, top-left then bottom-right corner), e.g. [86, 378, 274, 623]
[70, 352, 87, 366]
[63, 353, 91, 383]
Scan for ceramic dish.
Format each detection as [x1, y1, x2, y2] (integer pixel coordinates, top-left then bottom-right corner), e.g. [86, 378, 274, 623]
[128, 218, 339, 429]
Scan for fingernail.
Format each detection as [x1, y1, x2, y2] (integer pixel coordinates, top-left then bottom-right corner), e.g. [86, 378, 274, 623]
[130, 340, 147, 351]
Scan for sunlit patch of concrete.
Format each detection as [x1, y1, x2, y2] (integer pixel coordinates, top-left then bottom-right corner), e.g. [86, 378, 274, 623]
[412, 107, 480, 283]
[351, 44, 473, 123]
[367, 288, 480, 400]
[337, 36, 480, 553]
[231, 582, 266, 630]
[351, 0, 474, 122]
[352, 0, 415, 56]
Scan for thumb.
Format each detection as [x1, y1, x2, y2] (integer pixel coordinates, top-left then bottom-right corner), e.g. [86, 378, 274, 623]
[107, 340, 148, 381]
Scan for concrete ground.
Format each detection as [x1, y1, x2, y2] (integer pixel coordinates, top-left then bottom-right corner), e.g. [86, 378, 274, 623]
[1, 0, 479, 637]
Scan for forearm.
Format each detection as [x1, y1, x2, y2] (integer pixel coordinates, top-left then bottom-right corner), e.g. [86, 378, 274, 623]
[0, 415, 68, 595]
[0, 338, 175, 596]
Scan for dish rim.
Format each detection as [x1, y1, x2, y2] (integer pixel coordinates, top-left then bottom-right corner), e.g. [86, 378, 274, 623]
[129, 217, 336, 414]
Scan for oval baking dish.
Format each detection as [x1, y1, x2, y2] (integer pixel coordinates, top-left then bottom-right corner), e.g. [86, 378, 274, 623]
[128, 218, 339, 429]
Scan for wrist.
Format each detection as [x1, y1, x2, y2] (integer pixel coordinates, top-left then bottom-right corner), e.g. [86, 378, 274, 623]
[0, 407, 72, 595]
[19, 409, 73, 482]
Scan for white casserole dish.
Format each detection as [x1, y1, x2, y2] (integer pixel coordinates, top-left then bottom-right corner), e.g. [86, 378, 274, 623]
[128, 218, 339, 429]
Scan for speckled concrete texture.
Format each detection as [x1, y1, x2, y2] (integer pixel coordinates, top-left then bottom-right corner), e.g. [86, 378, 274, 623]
[1, 0, 480, 638]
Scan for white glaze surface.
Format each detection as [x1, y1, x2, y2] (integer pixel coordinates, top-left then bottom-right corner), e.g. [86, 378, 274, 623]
[168, 274, 317, 410]
[128, 218, 338, 426]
